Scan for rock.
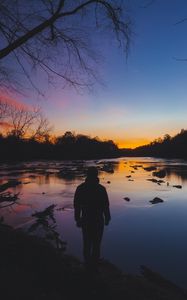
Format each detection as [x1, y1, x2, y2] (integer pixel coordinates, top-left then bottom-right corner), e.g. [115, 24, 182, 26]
[144, 166, 157, 171]
[130, 165, 142, 169]
[150, 197, 164, 204]
[173, 185, 182, 189]
[147, 179, 165, 184]
[124, 197, 130, 202]
[100, 164, 114, 173]
[58, 169, 76, 180]
[132, 166, 138, 170]
[147, 178, 159, 183]
[28, 175, 37, 179]
[152, 170, 166, 178]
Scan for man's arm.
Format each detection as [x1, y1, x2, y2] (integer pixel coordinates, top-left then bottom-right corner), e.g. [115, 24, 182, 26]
[73, 187, 82, 227]
[103, 187, 111, 225]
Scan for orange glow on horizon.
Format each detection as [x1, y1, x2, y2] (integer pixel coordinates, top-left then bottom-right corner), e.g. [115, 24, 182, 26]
[53, 129, 151, 149]
[116, 138, 151, 149]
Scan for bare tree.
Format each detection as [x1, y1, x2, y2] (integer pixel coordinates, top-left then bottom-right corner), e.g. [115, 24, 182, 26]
[5, 103, 52, 142]
[0, 0, 131, 94]
[31, 114, 53, 142]
[7, 105, 41, 138]
[0, 97, 53, 139]
[0, 99, 9, 120]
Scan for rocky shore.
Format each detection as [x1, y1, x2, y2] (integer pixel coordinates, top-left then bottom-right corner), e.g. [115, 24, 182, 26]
[0, 224, 187, 300]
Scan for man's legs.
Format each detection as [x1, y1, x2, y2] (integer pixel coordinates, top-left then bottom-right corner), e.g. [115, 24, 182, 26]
[92, 223, 104, 263]
[82, 226, 92, 264]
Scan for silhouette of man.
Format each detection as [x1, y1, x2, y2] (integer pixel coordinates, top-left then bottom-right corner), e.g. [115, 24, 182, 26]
[74, 166, 111, 268]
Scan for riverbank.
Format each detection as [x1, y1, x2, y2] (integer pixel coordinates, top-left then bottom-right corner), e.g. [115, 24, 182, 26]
[0, 224, 186, 300]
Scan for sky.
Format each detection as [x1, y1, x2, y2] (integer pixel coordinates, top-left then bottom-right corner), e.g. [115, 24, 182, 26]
[2, 0, 187, 148]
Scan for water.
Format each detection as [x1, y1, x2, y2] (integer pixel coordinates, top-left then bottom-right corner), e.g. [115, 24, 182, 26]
[1, 157, 187, 288]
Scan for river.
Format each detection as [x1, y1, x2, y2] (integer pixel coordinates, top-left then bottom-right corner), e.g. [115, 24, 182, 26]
[1, 157, 187, 288]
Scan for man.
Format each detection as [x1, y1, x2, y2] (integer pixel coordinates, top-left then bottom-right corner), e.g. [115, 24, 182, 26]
[74, 166, 111, 268]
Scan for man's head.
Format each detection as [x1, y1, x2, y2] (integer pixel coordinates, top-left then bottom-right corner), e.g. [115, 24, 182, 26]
[86, 166, 98, 179]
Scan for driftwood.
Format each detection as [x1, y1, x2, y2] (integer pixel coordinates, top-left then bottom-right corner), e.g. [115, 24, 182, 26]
[0, 180, 21, 208]
[29, 205, 66, 251]
[0, 191, 19, 208]
[0, 180, 21, 193]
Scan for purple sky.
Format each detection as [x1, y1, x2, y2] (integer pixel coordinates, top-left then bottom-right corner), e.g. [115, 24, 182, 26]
[3, 0, 187, 148]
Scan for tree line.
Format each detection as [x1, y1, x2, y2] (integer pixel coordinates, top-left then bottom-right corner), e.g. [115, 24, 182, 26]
[120, 130, 187, 158]
[1, 99, 187, 160]
[0, 99, 119, 161]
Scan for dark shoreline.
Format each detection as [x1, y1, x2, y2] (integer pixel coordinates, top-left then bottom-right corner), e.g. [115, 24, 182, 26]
[1, 156, 187, 164]
[1, 128, 187, 162]
[1, 224, 187, 300]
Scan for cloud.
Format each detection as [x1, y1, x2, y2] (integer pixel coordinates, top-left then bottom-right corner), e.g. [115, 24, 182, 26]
[0, 121, 12, 129]
[0, 93, 30, 110]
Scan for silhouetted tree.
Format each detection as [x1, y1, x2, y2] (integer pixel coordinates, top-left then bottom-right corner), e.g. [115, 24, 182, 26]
[0, 0, 131, 93]
[0, 98, 9, 120]
[0, 128, 119, 161]
[30, 114, 53, 142]
[7, 105, 41, 138]
[163, 134, 171, 142]
[0, 99, 52, 140]
[128, 129, 187, 158]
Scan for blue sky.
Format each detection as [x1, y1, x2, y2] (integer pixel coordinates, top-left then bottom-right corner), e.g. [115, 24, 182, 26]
[10, 0, 187, 148]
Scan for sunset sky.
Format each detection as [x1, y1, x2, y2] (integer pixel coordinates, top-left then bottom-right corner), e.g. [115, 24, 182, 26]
[4, 0, 187, 148]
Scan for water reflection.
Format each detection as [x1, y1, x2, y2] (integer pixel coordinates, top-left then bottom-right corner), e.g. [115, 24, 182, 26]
[1, 158, 187, 223]
[1, 158, 187, 287]
[165, 166, 187, 182]
[1, 158, 187, 217]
